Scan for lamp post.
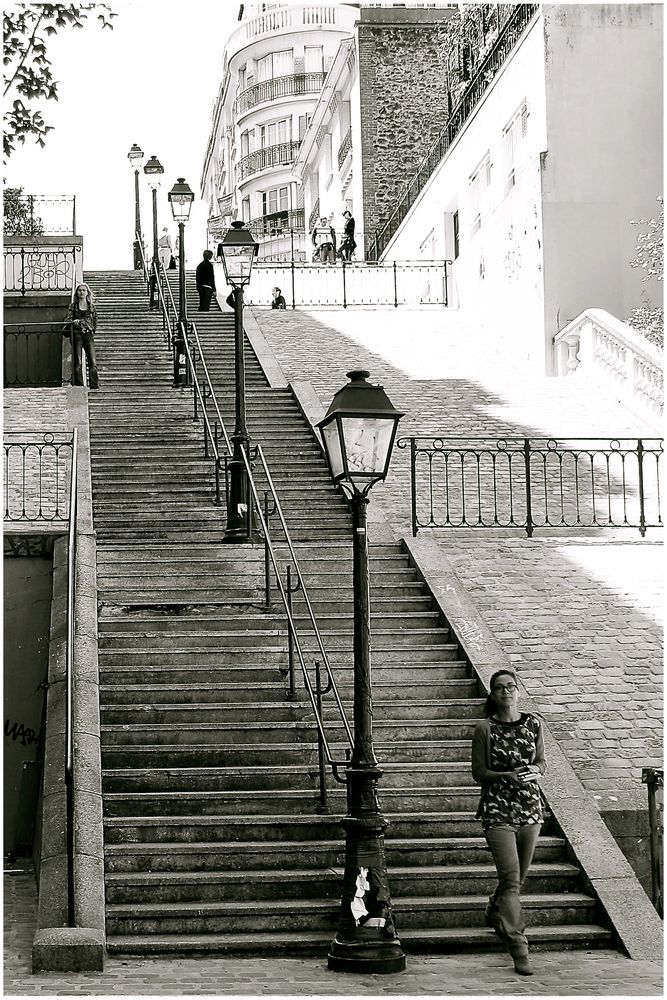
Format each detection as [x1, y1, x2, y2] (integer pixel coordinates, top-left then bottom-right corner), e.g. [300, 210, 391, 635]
[168, 177, 195, 387]
[127, 143, 145, 270]
[143, 154, 164, 308]
[317, 370, 405, 975]
[218, 221, 259, 543]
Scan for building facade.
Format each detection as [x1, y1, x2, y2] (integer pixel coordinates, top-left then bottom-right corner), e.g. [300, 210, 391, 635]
[376, 3, 663, 374]
[201, 3, 356, 260]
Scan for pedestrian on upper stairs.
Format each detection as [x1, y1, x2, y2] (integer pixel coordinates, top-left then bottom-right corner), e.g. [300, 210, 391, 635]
[271, 287, 286, 309]
[471, 669, 546, 977]
[338, 209, 357, 261]
[63, 282, 99, 389]
[158, 228, 172, 270]
[195, 250, 216, 311]
[311, 216, 337, 265]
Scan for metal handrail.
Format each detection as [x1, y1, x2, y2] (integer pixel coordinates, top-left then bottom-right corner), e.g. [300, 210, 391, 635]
[65, 426, 79, 926]
[136, 232, 150, 287]
[163, 297, 353, 776]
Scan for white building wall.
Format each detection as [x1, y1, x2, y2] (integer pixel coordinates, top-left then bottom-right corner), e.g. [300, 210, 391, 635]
[382, 16, 548, 371]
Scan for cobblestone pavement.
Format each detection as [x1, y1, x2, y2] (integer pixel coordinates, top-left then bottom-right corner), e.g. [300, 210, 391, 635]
[4, 868, 663, 997]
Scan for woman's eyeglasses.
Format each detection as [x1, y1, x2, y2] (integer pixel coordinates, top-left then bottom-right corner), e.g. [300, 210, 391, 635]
[492, 684, 517, 694]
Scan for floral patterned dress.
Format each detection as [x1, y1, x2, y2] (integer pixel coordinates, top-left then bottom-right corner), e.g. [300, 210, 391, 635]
[480, 713, 544, 830]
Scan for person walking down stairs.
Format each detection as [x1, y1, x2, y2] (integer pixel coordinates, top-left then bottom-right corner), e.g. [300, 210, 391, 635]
[472, 670, 546, 977]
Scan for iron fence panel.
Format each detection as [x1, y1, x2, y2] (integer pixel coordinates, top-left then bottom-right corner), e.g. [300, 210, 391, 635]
[4, 323, 64, 387]
[4, 245, 78, 295]
[4, 433, 73, 523]
[399, 437, 663, 537]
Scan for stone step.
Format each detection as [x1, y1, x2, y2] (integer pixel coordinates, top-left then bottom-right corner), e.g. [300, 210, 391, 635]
[98, 643, 461, 664]
[101, 741, 474, 769]
[98, 627, 449, 649]
[102, 786, 482, 817]
[103, 923, 613, 956]
[104, 893, 599, 935]
[104, 862, 582, 904]
[103, 834, 569, 873]
[98, 662, 470, 685]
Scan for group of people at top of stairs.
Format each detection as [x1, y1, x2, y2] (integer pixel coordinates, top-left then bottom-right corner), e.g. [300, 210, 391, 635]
[310, 209, 356, 264]
[472, 670, 546, 977]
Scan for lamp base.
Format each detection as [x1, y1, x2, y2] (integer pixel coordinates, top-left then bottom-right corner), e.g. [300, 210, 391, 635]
[328, 933, 406, 974]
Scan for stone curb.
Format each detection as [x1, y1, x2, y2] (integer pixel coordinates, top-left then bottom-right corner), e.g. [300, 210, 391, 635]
[33, 395, 105, 971]
[244, 307, 289, 388]
[401, 534, 664, 961]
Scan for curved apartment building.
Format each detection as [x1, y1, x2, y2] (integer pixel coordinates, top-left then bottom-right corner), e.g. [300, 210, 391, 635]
[201, 3, 356, 260]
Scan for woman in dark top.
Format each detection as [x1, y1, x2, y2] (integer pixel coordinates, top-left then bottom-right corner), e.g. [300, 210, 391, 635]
[64, 283, 99, 388]
[471, 669, 546, 976]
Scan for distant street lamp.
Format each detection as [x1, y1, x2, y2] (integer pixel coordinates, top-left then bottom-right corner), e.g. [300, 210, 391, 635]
[168, 177, 195, 388]
[143, 154, 164, 308]
[127, 143, 145, 270]
[317, 370, 405, 975]
[218, 221, 259, 543]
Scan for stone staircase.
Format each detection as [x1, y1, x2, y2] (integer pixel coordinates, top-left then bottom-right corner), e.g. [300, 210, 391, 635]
[86, 270, 614, 956]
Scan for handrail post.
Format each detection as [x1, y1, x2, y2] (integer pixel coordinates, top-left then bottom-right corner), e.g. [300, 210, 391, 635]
[342, 261, 347, 309]
[72, 195, 76, 236]
[264, 492, 272, 608]
[637, 439, 647, 537]
[315, 660, 329, 813]
[393, 260, 398, 308]
[410, 437, 418, 536]
[291, 259, 296, 310]
[444, 261, 449, 307]
[642, 767, 664, 916]
[286, 565, 296, 700]
[523, 437, 534, 537]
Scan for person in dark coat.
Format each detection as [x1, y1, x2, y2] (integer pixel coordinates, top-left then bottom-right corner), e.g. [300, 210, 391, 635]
[339, 210, 357, 261]
[195, 250, 216, 311]
[271, 287, 287, 309]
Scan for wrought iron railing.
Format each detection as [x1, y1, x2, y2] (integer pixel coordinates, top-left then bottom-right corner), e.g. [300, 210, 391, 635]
[4, 244, 79, 295]
[244, 259, 451, 308]
[337, 127, 352, 169]
[308, 198, 321, 235]
[372, 3, 539, 260]
[4, 432, 74, 523]
[3, 194, 76, 236]
[247, 209, 306, 238]
[158, 272, 353, 805]
[238, 140, 302, 181]
[399, 436, 664, 537]
[4, 322, 64, 387]
[234, 72, 326, 115]
[642, 767, 664, 917]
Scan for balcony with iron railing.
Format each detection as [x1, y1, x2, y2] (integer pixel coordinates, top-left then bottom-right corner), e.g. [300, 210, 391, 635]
[372, 3, 539, 260]
[235, 72, 326, 117]
[225, 5, 346, 63]
[238, 140, 302, 182]
[337, 128, 352, 170]
[247, 209, 306, 239]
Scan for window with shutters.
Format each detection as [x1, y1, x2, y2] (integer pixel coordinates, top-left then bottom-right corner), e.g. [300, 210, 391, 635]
[468, 152, 491, 235]
[260, 119, 289, 149]
[262, 187, 289, 217]
[502, 100, 529, 195]
[304, 45, 324, 73]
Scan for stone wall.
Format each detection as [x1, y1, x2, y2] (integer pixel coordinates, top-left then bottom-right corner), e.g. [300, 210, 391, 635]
[357, 7, 454, 255]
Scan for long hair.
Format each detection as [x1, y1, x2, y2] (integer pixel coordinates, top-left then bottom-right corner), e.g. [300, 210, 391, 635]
[484, 669, 518, 718]
[74, 282, 95, 311]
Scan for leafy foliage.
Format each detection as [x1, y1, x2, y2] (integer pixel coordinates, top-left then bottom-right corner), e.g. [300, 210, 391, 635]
[3, 185, 45, 235]
[626, 198, 664, 348]
[3, 4, 116, 162]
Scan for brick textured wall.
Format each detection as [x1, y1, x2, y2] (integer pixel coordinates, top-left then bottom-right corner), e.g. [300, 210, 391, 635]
[250, 307, 663, 810]
[358, 11, 452, 255]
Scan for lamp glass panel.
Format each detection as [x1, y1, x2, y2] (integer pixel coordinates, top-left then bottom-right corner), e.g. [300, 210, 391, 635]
[170, 195, 192, 222]
[223, 246, 255, 284]
[321, 419, 345, 479]
[340, 416, 394, 477]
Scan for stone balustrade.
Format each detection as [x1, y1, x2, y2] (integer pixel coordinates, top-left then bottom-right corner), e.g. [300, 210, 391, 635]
[554, 308, 664, 419]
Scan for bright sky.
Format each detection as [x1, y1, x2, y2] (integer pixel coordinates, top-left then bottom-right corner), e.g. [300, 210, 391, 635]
[4, 0, 240, 269]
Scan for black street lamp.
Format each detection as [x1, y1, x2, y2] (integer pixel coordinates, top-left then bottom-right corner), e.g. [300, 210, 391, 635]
[127, 143, 145, 270]
[218, 221, 259, 543]
[317, 370, 405, 975]
[168, 177, 195, 387]
[143, 154, 164, 308]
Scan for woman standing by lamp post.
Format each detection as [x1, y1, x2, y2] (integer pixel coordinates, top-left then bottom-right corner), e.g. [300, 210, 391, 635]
[471, 669, 546, 977]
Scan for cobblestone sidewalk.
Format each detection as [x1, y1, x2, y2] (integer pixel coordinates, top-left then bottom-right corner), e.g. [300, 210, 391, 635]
[4, 868, 663, 997]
